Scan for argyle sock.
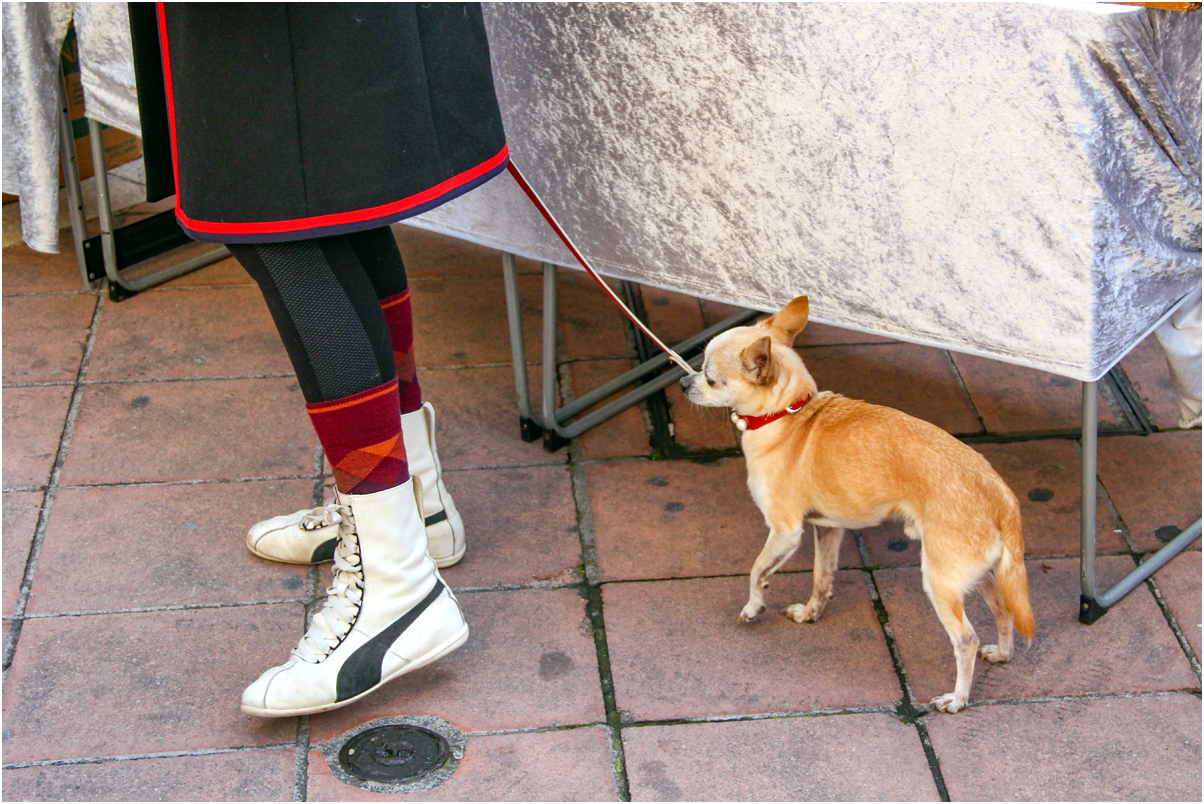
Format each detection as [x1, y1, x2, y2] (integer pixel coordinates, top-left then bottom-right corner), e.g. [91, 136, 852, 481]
[380, 289, 422, 414]
[308, 378, 409, 495]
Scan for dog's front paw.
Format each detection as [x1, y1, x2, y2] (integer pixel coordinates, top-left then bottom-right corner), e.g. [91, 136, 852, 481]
[930, 692, 967, 714]
[782, 602, 821, 623]
[979, 644, 1010, 664]
[739, 602, 766, 622]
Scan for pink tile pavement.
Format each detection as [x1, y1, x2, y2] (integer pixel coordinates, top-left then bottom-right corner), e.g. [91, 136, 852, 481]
[306, 588, 605, 740]
[588, 457, 860, 582]
[418, 365, 563, 469]
[87, 287, 292, 381]
[640, 285, 706, 348]
[436, 464, 583, 590]
[3, 491, 41, 615]
[409, 273, 541, 368]
[974, 439, 1126, 557]
[950, 352, 1117, 434]
[1, 749, 297, 801]
[3, 384, 72, 489]
[2, 294, 95, 384]
[2, 604, 302, 763]
[926, 694, 1201, 801]
[804, 344, 982, 436]
[876, 557, 1198, 707]
[603, 573, 900, 721]
[664, 381, 739, 451]
[1097, 431, 1202, 552]
[28, 480, 313, 613]
[557, 272, 633, 361]
[1151, 549, 1202, 661]
[395, 223, 535, 280]
[567, 359, 653, 461]
[307, 727, 617, 801]
[624, 714, 940, 801]
[1119, 333, 1183, 431]
[62, 377, 316, 485]
[1, 231, 85, 293]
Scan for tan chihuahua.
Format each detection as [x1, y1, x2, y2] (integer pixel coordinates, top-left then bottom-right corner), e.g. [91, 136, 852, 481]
[680, 296, 1034, 713]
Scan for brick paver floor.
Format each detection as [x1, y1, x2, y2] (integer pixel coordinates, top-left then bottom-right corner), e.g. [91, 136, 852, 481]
[3, 219, 1200, 801]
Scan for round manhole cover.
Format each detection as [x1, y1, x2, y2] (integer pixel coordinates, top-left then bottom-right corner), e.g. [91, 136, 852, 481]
[323, 716, 466, 794]
[338, 724, 450, 783]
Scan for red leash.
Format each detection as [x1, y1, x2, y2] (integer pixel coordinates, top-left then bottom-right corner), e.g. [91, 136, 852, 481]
[507, 161, 696, 375]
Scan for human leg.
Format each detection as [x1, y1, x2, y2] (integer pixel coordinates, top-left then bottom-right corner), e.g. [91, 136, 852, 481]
[345, 226, 421, 413]
[348, 227, 466, 563]
[1154, 288, 1202, 429]
[246, 227, 466, 566]
[230, 236, 467, 716]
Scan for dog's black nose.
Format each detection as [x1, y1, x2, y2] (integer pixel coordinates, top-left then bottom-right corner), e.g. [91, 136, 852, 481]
[679, 375, 692, 391]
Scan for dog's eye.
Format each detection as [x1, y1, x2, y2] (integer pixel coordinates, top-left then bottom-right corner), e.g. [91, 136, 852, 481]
[706, 377, 716, 387]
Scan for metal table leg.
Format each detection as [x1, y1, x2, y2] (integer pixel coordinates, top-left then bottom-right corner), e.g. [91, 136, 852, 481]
[56, 69, 94, 290]
[56, 58, 227, 296]
[501, 253, 759, 452]
[535, 260, 759, 446]
[540, 262, 571, 450]
[502, 252, 542, 442]
[1079, 380, 1201, 623]
[86, 118, 228, 297]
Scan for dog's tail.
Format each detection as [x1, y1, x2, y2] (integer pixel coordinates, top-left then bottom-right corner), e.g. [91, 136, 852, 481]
[997, 506, 1035, 642]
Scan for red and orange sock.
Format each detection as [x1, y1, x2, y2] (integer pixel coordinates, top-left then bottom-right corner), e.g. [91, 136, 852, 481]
[308, 378, 409, 495]
[381, 289, 422, 414]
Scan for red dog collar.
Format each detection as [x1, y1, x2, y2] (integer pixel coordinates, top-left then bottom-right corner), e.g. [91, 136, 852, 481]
[731, 395, 812, 431]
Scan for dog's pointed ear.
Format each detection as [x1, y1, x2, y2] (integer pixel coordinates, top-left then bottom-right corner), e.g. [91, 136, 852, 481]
[759, 296, 810, 345]
[741, 335, 777, 386]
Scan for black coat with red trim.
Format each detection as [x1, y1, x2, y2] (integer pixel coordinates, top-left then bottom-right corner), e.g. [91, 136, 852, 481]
[148, 3, 508, 243]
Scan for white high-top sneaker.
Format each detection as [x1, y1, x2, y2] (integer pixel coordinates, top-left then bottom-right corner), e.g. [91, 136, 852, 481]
[246, 403, 466, 567]
[241, 479, 468, 717]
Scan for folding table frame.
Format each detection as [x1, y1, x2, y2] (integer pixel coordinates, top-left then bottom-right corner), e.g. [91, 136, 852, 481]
[56, 67, 227, 297]
[1079, 380, 1202, 623]
[500, 254, 760, 450]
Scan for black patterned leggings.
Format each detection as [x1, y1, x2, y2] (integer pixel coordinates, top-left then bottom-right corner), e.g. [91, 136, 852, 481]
[228, 227, 408, 404]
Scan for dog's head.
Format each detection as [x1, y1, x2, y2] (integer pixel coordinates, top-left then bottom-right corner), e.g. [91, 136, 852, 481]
[680, 296, 817, 415]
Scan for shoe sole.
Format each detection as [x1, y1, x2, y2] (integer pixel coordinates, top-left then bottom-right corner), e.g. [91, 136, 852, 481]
[240, 622, 470, 718]
[433, 543, 466, 568]
[247, 532, 464, 568]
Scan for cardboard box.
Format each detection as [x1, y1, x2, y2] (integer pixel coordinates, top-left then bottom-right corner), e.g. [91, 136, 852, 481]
[57, 21, 143, 186]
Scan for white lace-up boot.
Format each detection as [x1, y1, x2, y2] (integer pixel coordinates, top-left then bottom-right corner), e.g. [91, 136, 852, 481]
[246, 403, 465, 567]
[241, 478, 468, 717]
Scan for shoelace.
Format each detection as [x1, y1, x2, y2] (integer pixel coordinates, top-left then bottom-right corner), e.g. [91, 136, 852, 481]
[291, 503, 365, 664]
[299, 500, 341, 530]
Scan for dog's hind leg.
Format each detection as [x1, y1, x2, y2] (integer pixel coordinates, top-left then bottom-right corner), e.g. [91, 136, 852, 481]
[976, 571, 1014, 664]
[740, 525, 804, 622]
[784, 526, 844, 623]
[922, 563, 979, 714]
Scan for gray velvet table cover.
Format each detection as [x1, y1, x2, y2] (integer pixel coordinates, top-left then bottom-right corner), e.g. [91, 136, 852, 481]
[5, 2, 1200, 381]
[409, 2, 1201, 381]
[2, 3, 139, 253]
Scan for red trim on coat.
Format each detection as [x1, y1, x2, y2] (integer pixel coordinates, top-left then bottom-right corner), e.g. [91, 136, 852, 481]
[156, 3, 182, 207]
[157, 3, 508, 238]
[176, 145, 510, 236]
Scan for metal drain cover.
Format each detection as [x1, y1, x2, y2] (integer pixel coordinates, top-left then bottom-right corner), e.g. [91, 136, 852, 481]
[323, 716, 466, 794]
[340, 724, 449, 782]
